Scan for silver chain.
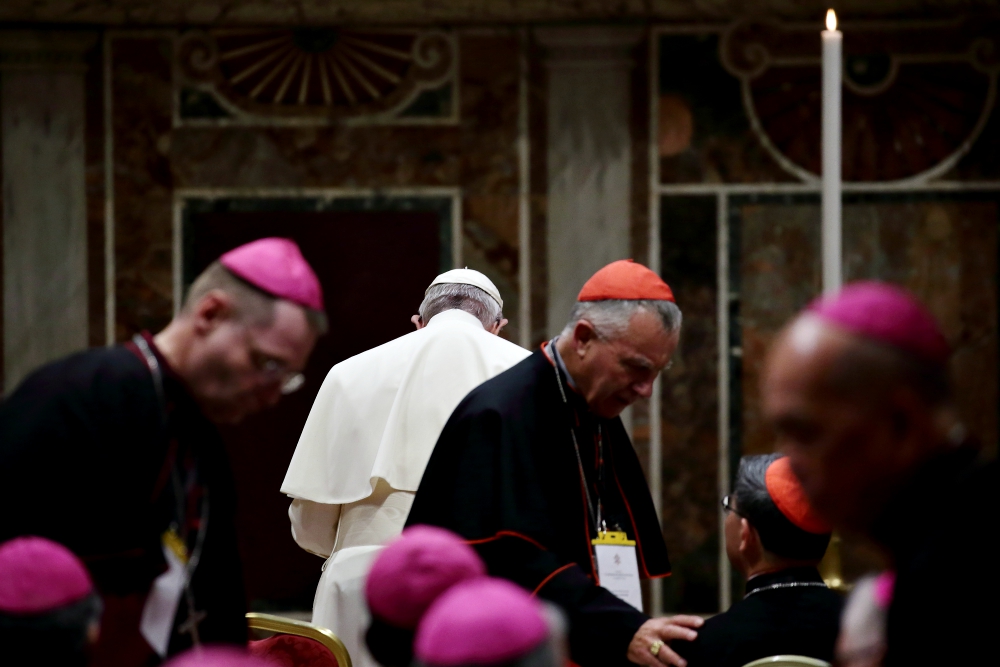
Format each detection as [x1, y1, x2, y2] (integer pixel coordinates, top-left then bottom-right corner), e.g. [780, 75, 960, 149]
[744, 581, 828, 599]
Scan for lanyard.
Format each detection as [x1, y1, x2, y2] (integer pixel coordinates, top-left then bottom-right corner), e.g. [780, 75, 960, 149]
[549, 341, 605, 535]
[132, 334, 210, 645]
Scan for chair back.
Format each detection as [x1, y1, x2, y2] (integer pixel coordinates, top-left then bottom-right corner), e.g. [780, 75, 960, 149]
[247, 612, 353, 667]
[741, 656, 831, 667]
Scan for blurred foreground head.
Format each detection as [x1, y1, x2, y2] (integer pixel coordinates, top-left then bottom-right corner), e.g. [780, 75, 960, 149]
[165, 646, 277, 667]
[414, 577, 562, 667]
[0, 536, 102, 667]
[762, 281, 958, 534]
[160, 237, 327, 424]
[365, 525, 486, 667]
[558, 260, 682, 418]
[725, 454, 832, 576]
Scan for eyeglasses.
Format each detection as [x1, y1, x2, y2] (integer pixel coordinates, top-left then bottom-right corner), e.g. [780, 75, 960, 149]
[244, 331, 306, 395]
[721, 495, 744, 517]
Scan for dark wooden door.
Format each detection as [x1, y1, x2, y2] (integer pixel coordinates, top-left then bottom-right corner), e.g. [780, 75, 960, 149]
[187, 210, 441, 610]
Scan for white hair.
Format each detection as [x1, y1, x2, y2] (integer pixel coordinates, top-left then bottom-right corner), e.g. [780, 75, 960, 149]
[418, 283, 502, 329]
[559, 299, 682, 340]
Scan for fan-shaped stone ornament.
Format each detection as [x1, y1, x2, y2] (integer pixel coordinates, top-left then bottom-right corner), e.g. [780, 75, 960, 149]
[178, 28, 455, 121]
[720, 18, 999, 183]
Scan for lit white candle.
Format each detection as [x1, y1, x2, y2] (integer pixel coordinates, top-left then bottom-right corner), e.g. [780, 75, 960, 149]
[822, 8, 842, 294]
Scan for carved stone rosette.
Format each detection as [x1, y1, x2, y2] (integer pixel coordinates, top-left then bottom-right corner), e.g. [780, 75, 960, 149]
[177, 27, 455, 122]
[720, 17, 1000, 183]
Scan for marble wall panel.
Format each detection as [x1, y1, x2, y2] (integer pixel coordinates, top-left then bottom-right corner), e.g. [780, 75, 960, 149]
[843, 199, 999, 454]
[738, 201, 821, 457]
[112, 37, 175, 339]
[736, 197, 1000, 458]
[659, 195, 720, 613]
[541, 27, 641, 338]
[167, 33, 523, 340]
[3, 67, 90, 392]
[657, 34, 793, 186]
[85, 43, 105, 347]
[528, 35, 549, 348]
[457, 34, 521, 343]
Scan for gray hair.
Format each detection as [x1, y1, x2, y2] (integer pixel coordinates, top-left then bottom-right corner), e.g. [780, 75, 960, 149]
[559, 299, 682, 341]
[184, 261, 328, 335]
[418, 283, 502, 329]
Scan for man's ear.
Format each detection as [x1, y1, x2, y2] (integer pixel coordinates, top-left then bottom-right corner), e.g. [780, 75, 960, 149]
[411, 314, 425, 330]
[571, 319, 600, 357]
[489, 318, 509, 336]
[192, 290, 234, 335]
[738, 518, 756, 558]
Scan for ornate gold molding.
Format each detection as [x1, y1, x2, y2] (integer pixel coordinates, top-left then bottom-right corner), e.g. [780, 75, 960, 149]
[720, 17, 1000, 183]
[176, 27, 456, 125]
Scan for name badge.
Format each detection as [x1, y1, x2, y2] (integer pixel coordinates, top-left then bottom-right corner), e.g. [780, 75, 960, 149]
[592, 531, 643, 611]
[140, 529, 188, 657]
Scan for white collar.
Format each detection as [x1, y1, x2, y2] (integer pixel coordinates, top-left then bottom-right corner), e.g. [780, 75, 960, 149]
[424, 309, 487, 330]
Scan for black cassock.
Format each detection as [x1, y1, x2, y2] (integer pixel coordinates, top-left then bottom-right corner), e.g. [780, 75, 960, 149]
[0, 333, 247, 655]
[873, 446, 997, 667]
[671, 567, 842, 667]
[406, 347, 670, 667]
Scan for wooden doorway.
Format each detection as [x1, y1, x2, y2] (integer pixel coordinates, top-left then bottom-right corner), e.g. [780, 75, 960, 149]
[182, 196, 453, 611]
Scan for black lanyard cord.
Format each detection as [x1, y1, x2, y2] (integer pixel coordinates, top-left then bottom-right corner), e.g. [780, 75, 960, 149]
[549, 341, 605, 535]
[132, 334, 210, 645]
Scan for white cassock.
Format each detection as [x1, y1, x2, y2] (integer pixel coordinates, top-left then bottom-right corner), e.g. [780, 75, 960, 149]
[280, 308, 530, 667]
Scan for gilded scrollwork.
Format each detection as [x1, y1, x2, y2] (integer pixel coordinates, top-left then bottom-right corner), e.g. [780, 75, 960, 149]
[175, 27, 456, 124]
[720, 17, 1000, 183]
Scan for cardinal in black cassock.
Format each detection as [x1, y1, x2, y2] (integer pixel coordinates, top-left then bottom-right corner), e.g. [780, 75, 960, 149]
[0, 238, 325, 665]
[407, 261, 702, 667]
[671, 455, 842, 667]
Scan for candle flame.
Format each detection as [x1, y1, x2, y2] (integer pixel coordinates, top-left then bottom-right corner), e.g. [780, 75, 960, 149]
[826, 9, 838, 31]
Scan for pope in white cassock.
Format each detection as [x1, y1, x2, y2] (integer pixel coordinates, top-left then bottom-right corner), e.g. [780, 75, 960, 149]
[281, 269, 530, 667]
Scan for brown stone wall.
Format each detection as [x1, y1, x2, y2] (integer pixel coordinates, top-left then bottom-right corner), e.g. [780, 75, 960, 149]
[737, 197, 999, 459]
[85, 39, 106, 347]
[112, 37, 175, 339]
[111, 31, 524, 341]
[659, 195, 721, 612]
[528, 32, 549, 349]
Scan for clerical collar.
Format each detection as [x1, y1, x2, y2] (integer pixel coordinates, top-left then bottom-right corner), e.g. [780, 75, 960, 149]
[744, 566, 826, 599]
[546, 337, 578, 391]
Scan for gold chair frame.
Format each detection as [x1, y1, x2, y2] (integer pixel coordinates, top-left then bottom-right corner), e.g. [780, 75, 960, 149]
[246, 612, 353, 667]
[741, 656, 830, 667]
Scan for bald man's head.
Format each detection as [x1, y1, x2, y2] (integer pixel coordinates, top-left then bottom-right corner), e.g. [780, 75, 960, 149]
[762, 314, 955, 535]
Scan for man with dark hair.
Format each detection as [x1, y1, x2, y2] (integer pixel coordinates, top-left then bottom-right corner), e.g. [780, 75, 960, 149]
[0, 238, 325, 665]
[0, 536, 103, 667]
[671, 454, 842, 667]
[762, 281, 997, 666]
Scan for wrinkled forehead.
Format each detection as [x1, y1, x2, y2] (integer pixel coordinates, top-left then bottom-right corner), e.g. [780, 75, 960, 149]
[610, 318, 678, 368]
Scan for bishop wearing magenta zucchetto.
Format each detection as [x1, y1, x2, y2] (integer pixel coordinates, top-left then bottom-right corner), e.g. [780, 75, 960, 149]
[0, 238, 327, 664]
[762, 281, 997, 667]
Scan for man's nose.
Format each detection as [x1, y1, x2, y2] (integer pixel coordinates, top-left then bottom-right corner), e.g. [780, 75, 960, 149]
[255, 382, 283, 408]
[633, 380, 654, 398]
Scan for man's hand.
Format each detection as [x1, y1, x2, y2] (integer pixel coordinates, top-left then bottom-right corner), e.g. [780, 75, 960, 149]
[627, 615, 704, 667]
